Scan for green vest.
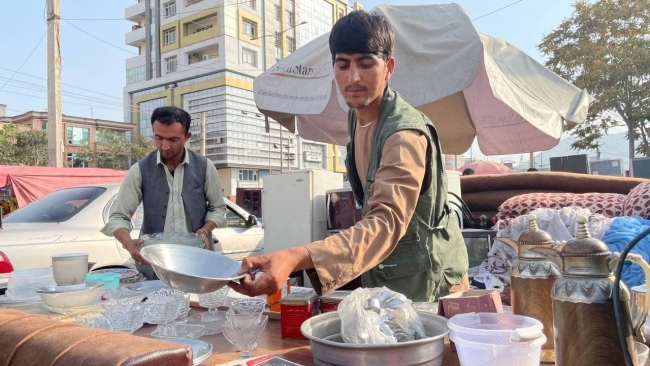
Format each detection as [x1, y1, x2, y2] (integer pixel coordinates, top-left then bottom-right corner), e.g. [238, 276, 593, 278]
[346, 87, 468, 302]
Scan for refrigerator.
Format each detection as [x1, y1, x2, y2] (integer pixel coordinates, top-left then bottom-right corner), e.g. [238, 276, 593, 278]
[262, 170, 344, 255]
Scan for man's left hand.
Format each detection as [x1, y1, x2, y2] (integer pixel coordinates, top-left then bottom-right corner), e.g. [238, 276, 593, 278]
[195, 229, 210, 249]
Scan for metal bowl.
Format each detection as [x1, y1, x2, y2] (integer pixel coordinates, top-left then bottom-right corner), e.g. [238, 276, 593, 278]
[300, 311, 449, 366]
[140, 244, 244, 294]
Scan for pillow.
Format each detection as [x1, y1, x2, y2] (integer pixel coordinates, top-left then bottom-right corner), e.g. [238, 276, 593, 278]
[496, 192, 625, 222]
[623, 179, 650, 218]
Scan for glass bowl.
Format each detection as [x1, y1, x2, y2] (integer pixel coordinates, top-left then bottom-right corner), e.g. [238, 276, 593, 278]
[102, 298, 145, 333]
[222, 315, 268, 358]
[144, 296, 179, 324]
[75, 312, 112, 331]
[230, 297, 266, 316]
[150, 323, 206, 339]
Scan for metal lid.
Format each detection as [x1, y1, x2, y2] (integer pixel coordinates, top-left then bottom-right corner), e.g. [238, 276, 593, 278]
[517, 214, 553, 245]
[280, 290, 319, 306]
[560, 215, 610, 257]
[320, 290, 352, 304]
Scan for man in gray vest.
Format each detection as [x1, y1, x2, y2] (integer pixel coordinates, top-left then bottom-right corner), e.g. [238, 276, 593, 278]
[102, 106, 227, 278]
[230, 10, 468, 301]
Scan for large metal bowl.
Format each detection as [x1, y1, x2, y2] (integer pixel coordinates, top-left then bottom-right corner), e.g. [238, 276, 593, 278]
[140, 244, 244, 294]
[301, 311, 449, 366]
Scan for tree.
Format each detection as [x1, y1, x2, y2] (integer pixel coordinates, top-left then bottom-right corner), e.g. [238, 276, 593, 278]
[0, 123, 19, 165]
[129, 135, 156, 163]
[15, 130, 48, 166]
[538, 0, 650, 159]
[75, 130, 156, 169]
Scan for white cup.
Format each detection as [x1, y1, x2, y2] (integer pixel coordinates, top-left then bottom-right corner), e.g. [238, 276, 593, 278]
[52, 253, 89, 286]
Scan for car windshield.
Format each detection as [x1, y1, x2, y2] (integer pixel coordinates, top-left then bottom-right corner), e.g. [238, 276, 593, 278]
[4, 187, 106, 223]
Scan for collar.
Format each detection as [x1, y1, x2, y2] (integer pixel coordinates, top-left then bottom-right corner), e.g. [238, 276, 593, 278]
[156, 148, 190, 166]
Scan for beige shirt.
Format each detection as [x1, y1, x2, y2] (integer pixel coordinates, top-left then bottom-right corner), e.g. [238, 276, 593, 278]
[305, 124, 428, 295]
[101, 150, 227, 236]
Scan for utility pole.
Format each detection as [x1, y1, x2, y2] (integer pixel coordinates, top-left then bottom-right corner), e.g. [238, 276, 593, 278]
[200, 112, 206, 156]
[47, 0, 63, 167]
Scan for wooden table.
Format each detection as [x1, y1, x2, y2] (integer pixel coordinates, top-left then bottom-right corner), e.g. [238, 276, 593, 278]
[134, 309, 463, 366]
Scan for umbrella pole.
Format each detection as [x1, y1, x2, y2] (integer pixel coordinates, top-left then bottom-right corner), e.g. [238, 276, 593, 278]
[530, 152, 535, 169]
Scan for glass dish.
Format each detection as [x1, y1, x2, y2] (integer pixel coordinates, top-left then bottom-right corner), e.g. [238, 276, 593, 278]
[147, 288, 189, 321]
[150, 323, 206, 339]
[230, 297, 266, 316]
[185, 312, 228, 336]
[222, 315, 268, 358]
[102, 298, 145, 333]
[141, 232, 204, 249]
[144, 296, 179, 324]
[75, 312, 112, 331]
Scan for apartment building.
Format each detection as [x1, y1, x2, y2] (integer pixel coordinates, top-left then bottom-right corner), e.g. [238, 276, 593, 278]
[123, 0, 361, 196]
[0, 105, 135, 167]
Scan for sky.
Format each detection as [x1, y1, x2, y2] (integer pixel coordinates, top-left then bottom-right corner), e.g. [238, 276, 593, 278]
[0, 0, 582, 162]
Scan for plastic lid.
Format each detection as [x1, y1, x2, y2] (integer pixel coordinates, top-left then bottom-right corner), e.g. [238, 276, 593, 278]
[447, 312, 543, 342]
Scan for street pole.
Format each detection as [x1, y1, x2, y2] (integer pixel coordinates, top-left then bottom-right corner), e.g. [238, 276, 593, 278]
[47, 0, 63, 167]
[529, 152, 535, 169]
[200, 112, 206, 155]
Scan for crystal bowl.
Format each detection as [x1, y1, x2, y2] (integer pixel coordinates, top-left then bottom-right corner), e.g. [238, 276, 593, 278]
[140, 244, 244, 294]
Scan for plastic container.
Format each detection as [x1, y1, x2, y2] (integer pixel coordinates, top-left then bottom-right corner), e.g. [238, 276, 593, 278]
[6, 267, 56, 300]
[86, 272, 121, 289]
[448, 313, 545, 366]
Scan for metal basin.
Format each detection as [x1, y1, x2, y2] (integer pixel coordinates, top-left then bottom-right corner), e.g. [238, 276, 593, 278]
[301, 311, 449, 366]
[140, 244, 244, 294]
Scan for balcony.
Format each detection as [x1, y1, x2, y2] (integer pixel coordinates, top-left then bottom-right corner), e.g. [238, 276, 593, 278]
[186, 44, 219, 65]
[125, 1, 146, 23]
[125, 25, 146, 47]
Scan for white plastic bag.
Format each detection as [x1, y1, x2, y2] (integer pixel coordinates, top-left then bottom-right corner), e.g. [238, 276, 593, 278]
[338, 287, 426, 344]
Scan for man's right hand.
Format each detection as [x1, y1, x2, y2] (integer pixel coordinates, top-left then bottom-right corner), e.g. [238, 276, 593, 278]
[123, 238, 147, 265]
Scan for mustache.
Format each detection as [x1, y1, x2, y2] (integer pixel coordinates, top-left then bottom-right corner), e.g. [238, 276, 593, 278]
[345, 85, 366, 92]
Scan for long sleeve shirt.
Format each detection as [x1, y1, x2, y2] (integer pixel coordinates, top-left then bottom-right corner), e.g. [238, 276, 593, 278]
[101, 150, 227, 236]
[305, 121, 428, 295]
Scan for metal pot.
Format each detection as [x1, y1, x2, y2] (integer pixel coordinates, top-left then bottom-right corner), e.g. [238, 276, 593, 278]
[300, 311, 448, 366]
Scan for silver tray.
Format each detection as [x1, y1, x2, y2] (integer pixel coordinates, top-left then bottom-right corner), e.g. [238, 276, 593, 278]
[122, 280, 170, 295]
[163, 337, 213, 366]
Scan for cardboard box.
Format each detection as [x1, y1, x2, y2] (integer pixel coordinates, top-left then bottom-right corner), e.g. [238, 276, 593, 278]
[437, 289, 504, 352]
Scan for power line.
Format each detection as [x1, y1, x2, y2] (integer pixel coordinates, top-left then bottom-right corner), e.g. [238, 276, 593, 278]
[63, 20, 138, 55]
[0, 23, 52, 93]
[472, 0, 525, 21]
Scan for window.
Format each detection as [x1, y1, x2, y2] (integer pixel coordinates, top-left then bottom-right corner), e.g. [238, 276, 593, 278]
[286, 36, 295, 53]
[242, 19, 256, 38]
[66, 126, 90, 145]
[164, 1, 176, 18]
[41, 120, 47, 130]
[286, 11, 295, 27]
[242, 49, 257, 67]
[338, 7, 345, 19]
[275, 46, 282, 62]
[164, 27, 176, 45]
[274, 5, 281, 21]
[239, 169, 256, 181]
[338, 146, 346, 165]
[3, 187, 106, 224]
[247, 0, 256, 9]
[165, 56, 177, 74]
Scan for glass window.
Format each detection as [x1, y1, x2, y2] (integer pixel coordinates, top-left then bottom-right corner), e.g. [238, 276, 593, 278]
[274, 5, 281, 21]
[41, 120, 47, 130]
[66, 126, 90, 145]
[126, 65, 146, 84]
[338, 145, 346, 165]
[286, 11, 295, 27]
[165, 56, 177, 74]
[286, 36, 295, 53]
[4, 187, 106, 223]
[242, 19, 256, 38]
[242, 49, 257, 67]
[247, 0, 256, 10]
[164, 1, 176, 18]
[139, 97, 167, 137]
[238, 169, 256, 181]
[164, 27, 176, 45]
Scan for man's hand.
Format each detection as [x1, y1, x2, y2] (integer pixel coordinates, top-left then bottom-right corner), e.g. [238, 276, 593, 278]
[195, 229, 210, 249]
[229, 247, 313, 297]
[123, 238, 146, 264]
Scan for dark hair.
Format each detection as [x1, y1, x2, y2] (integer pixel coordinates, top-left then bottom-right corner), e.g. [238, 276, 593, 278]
[150, 106, 191, 133]
[462, 168, 475, 176]
[329, 10, 395, 62]
[527, 167, 538, 172]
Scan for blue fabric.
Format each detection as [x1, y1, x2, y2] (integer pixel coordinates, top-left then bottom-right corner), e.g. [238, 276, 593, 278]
[603, 216, 650, 288]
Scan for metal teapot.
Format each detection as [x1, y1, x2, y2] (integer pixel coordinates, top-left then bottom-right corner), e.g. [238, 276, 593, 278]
[495, 214, 560, 363]
[532, 215, 650, 366]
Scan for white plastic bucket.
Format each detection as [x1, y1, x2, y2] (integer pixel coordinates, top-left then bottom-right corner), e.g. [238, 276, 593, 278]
[450, 330, 546, 366]
[447, 312, 543, 343]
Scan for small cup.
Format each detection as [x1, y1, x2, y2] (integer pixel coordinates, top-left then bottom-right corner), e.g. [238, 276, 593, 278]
[52, 253, 89, 286]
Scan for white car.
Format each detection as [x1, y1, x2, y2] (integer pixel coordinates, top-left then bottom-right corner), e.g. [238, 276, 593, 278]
[0, 184, 264, 290]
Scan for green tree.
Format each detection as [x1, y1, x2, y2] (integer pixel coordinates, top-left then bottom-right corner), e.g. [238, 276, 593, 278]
[538, 0, 650, 159]
[15, 130, 48, 166]
[129, 135, 156, 163]
[0, 123, 19, 165]
[75, 130, 156, 169]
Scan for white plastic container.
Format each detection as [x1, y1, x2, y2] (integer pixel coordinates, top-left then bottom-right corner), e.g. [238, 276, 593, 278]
[5, 267, 56, 301]
[448, 312, 546, 366]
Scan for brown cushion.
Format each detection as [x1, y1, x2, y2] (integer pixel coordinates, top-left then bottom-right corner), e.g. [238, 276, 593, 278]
[495, 192, 625, 221]
[0, 308, 192, 366]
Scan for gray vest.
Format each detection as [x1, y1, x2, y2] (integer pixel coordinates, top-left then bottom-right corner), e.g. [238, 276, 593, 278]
[138, 149, 214, 249]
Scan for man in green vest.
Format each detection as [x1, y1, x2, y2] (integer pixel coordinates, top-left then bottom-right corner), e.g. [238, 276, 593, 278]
[230, 10, 468, 301]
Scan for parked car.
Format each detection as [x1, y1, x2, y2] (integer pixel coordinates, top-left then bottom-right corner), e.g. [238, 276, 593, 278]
[0, 184, 264, 290]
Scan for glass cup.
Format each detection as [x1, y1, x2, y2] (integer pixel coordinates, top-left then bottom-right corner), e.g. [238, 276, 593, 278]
[230, 297, 266, 317]
[222, 315, 268, 358]
[198, 287, 230, 320]
[75, 312, 112, 331]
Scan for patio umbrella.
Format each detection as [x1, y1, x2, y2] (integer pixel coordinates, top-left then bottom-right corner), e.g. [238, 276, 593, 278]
[458, 161, 513, 175]
[254, 4, 593, 156]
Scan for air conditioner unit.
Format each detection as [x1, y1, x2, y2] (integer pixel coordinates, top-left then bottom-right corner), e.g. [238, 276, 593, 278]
[202, 55, 209, 61]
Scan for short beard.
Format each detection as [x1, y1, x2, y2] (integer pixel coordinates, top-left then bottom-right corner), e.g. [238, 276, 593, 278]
[346, 100, 369, 109]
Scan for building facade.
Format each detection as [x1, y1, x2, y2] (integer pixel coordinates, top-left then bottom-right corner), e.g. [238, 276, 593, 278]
[0, 106, 135, 167]
[123, 0, 359, 196]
